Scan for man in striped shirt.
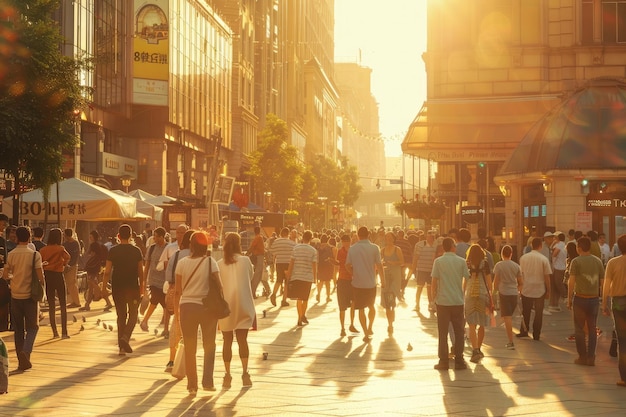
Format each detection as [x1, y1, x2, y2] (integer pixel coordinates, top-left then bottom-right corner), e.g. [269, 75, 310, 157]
[412, 230, 439, 313]
[269, 227, 296, 307]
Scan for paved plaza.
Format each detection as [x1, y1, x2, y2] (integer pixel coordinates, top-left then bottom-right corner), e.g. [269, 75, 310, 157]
[1, 281, 625, 416]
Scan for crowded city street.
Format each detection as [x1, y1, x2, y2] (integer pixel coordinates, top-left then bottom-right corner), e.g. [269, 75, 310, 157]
[0, 278, 623, 416]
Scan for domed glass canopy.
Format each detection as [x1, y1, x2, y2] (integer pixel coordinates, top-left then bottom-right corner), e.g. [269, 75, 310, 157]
[498, 78, 626, 176]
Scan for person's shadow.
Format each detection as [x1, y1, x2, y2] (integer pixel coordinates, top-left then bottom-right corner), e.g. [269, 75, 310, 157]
[306, 336, 354, 392]
[373, 336, 404, 378]
[256, 326, 303, 376]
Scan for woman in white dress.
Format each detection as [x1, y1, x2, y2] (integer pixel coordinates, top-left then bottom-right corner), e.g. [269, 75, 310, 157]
[218, 232, 256, 388]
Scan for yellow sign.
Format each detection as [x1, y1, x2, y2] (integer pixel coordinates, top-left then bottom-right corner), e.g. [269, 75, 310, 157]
[133, 0, 169, 105]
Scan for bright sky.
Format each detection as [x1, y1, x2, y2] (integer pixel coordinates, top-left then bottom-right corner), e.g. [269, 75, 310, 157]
[335, 0, 427, 157]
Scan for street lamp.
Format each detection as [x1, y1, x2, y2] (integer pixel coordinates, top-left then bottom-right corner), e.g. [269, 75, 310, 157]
[305, 201, 315, 229]
[318, 196, 328, 229]
[264, 191, 272, 211]
[121, 176, 132, 193]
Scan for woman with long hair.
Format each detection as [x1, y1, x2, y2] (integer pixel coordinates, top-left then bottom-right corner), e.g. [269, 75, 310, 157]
[217, 233, 256, 388]
[380, 231, 404, 335]
[39, 228, 71, 339]
[175, 231, 220, 395]
[464, 244, 493, 363]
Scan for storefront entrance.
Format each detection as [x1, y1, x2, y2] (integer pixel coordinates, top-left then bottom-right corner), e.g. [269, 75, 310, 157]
[587, 193, 626, 246]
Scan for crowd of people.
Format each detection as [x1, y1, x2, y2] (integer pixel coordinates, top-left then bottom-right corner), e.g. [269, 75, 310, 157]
[1, 214, 626, 394]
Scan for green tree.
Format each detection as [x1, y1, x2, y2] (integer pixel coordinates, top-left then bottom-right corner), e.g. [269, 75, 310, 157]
[0, 0, 87, 222]
[248, 114, 303, 209]
[339, 156, 362, 206]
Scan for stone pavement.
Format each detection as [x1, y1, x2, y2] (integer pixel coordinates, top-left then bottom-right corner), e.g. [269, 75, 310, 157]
[1, 281, 625, 417]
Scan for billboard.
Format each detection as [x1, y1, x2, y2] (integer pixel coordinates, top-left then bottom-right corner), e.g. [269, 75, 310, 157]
[133, 0, 169, 105]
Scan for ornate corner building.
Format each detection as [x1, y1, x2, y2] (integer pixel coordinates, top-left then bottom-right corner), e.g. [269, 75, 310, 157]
[402, 0, 626, 251]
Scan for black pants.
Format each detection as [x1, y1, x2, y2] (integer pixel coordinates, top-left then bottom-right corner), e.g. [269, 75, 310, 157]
[11, 297, 39, 358]
[44, 270, 68, 335]
[520, 295, 545, 339]
[436, 304, 465, 364]
[112, 287, 140, 346]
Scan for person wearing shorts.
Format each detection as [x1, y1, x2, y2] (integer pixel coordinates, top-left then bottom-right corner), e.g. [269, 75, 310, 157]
[412, 230, 439, 313]
[286, 230, 317, 327]
[139, 227, 169, 337]
[493, 245, 523, 349]
[336, 234, 358, 336]
[269, 227, 295, 307]
[346, 227, 385, 343]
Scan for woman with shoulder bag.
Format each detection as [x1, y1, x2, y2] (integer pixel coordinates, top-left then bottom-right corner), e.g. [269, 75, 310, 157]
[217, 232, 255, 388]
[39, 228, 71, 339]
[174, 231, 220, 395]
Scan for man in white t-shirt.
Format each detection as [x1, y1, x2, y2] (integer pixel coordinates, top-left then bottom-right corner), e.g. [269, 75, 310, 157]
[549, 232, 567, 312]
[519, 237, 552, 341]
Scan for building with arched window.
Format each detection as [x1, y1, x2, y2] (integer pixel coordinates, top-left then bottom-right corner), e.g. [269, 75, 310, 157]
[402, 1, 626, 254]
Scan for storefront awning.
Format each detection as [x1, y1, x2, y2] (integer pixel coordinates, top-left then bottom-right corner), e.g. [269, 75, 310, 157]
[402, 95, 561, 162]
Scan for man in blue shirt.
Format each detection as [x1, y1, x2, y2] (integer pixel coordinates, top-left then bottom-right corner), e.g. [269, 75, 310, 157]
[432, 237, 469, 370]
[346, 227, 385, 343]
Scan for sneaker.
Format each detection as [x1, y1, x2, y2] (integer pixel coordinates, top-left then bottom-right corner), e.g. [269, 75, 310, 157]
[587, 356, 596, 366]
[516, 332, 529, 338]
[223, 373, 232, 389]
[78, 306, 90, 312]
[478, 349, 485, 358]
[349, 325, 360, 333]
[67, 303, 81, 308]
[139, 321, 149, 332]
[242, 372, 252, 387]
[203, 385, 216, 392]
[434, 362, 449, 370]
[455, 361, 468, 370]
[61, 334, 70, 340]
[161, 330, 170, 339]
[280, 300, 289, 307]
[543, 309, 552, 315]
[164, 361, 174, 372]
[118, 349, 126, 356]
[470, 349, 481, 363]
[505, 342, 515, 350]
[549, 306, 561, 312]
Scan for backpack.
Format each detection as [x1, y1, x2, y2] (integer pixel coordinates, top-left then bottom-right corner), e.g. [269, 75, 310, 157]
[97, 243, 109, 267]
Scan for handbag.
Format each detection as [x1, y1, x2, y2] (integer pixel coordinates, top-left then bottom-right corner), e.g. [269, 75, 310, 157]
[171, 339, 185, 380]
[201, 256, 230, 319]
[30, 253, 44, 302]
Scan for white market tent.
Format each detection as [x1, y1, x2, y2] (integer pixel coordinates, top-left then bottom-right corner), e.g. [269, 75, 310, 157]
[2, 177, 140, 221]
[112, 190, 163, 222]
[128, 189, 155, 201]
[143, 194, 180, 206]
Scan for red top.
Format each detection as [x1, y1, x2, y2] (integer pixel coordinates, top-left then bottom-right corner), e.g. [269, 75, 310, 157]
[337, 246, 352, 281]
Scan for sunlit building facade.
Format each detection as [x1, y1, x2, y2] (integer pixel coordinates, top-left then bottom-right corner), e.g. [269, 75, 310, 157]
[58, 1, 232, 207]
[402, 0, 626, 251]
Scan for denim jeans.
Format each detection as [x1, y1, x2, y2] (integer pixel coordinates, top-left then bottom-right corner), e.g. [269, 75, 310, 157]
[436, 304, 465, 364]
[573, 296, 599, 359]
[180, 303, 218, 391]
[11, 297, 39, 357]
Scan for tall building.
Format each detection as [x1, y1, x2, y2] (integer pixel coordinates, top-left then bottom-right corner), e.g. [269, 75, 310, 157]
[402, 0, 626, 251]
[59, 1, 232, 208]
[285, 0, 338, 162]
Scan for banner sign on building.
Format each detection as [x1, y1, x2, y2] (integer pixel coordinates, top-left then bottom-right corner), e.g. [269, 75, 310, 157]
[133, 0, 169, 105]
[100, 152, 138, 178]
